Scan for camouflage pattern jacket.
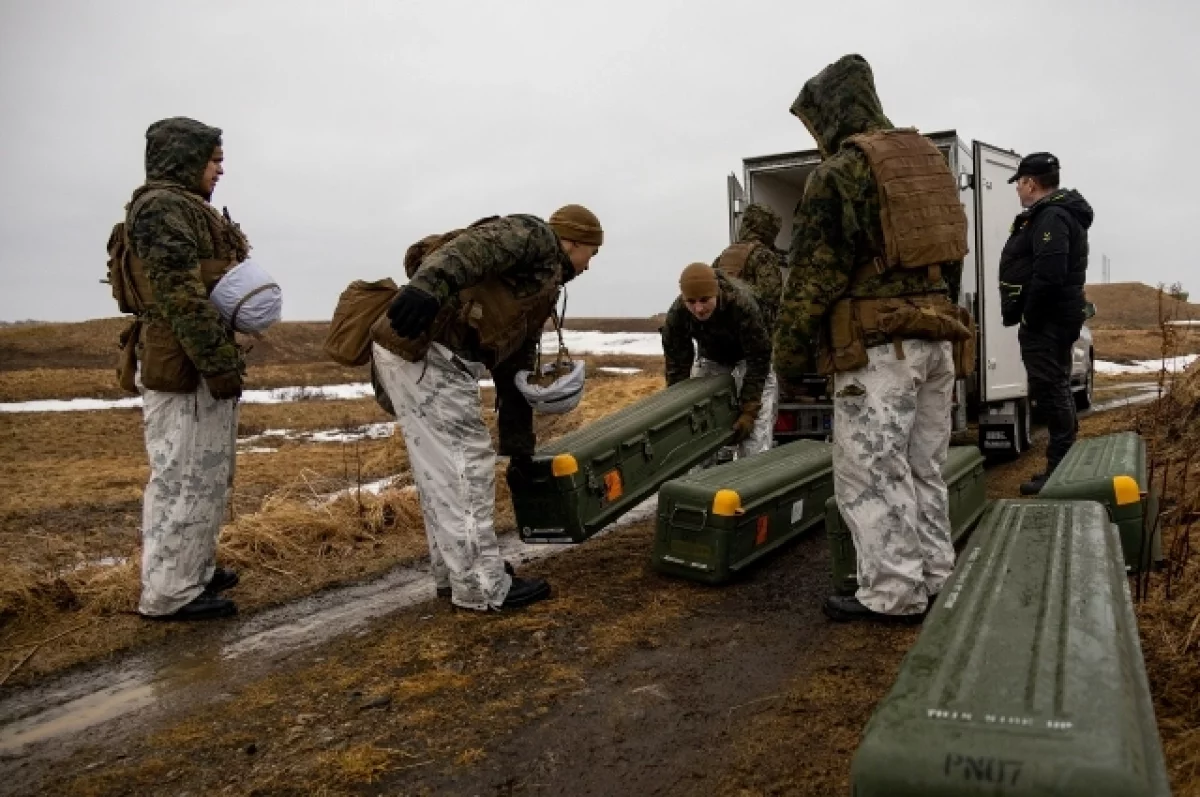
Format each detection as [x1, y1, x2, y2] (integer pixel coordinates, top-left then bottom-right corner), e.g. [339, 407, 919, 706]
[126, 118, 249, 378]
[713, 203, 785, 330]
[661, 271, 773, 408]
[407, 214, 573, 457]
[775, 55, 962, 380]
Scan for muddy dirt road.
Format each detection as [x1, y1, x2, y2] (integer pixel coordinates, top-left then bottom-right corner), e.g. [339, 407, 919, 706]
[0, 451, 1039, 797]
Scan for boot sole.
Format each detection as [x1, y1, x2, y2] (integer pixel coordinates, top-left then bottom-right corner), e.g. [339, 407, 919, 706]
[822, 603, 924, 625]
[139, 606, 238, 622]
[500, 583, 552, 609]
[207, 573, 240, 593]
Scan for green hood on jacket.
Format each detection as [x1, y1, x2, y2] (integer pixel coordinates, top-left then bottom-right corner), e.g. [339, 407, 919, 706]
[790, 54, 892, 157]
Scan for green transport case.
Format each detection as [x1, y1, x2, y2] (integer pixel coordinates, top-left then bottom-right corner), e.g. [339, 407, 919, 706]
[851, 499, 1170, 797]
[511, 375, 739, 544]
[1038, 431, 1162, 572]
[826, 446, 988, 596]
[650, 439, 833, 584]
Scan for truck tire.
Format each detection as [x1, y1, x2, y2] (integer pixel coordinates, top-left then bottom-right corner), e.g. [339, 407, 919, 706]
[1075, 350, 1094, 411]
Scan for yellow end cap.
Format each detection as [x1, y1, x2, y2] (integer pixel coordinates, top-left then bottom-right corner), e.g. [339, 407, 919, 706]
[551, 454, 579, 478]
[712, 489, 742, 517]
[1113, 475, 1141, 506]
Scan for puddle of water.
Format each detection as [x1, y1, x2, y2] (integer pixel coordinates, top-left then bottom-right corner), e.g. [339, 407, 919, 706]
[0, 497, 659, 760]
[1087, 387, 1161, 415]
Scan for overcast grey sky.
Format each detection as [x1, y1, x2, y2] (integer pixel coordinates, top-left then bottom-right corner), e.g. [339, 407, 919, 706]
[1, 0, 1196, 322]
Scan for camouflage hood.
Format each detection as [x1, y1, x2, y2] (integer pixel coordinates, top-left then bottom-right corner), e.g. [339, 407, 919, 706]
[790, 54, 892, 157]
[143, 117, 222, 195]
[738, 203, 782, 246]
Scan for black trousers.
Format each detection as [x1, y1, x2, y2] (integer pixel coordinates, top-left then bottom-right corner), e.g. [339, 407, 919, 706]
[1019, 323, 1079, 471]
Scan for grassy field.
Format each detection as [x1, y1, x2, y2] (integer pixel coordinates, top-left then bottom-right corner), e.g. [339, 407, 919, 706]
[1, 308, 1198, 794]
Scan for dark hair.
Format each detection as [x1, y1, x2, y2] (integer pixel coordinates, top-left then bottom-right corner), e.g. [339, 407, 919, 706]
[1032, 171, 1060, 190]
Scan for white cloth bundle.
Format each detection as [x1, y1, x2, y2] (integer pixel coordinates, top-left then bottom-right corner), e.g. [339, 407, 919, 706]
[515, 359, 586, 415]
[210, 259, 282, 334]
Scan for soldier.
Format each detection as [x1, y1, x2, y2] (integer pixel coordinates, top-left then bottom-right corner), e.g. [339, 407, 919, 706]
[661, 263, 776, 457]
[371, 206, 603, 611]
[998, 153, 1094, 495]
[120, 117, 249, 621]
[713, 203, 785, 330]
[775, 55, 970, 623]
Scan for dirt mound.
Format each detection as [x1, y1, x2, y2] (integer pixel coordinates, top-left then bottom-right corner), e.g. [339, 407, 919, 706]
[1086, 283, 1200, 329]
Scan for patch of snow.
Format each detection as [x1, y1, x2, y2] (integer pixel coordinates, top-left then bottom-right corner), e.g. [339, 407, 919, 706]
[551, 330, 662, 357]
[597, 366, 643, 375]
[0, 396, 145, 413]
[241, 447, 279, 454]
[68, 556, 128, 573]
[1093, 354, 1199, 375]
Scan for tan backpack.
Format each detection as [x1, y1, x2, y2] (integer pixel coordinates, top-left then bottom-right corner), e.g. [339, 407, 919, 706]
[324, 279, 401, 366]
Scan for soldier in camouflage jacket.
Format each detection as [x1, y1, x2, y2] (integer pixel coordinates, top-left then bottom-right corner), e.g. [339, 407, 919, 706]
[662, 265, 777, 457]
[126, 117, 246, 622]
[713, 203, 785, 330]
[779, 55, 960, 624]
[374, 205, 603, 612]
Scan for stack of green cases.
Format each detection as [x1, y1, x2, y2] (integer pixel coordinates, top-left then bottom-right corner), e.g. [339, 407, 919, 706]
[511, 375, 739, 544]
[851, 499, 1170, 796]
[826, 446, 988, 596]
[651, 440, 833, 584]
[1038, 431, 1162, 572]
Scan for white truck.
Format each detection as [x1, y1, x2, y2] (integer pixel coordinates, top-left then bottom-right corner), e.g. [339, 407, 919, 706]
[728, 131, 1095, 457]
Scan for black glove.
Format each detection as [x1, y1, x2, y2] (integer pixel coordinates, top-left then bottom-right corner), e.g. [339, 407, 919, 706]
[204, 369, 243, 400]
[387, 286, 440, 339]
[505, 454, 534, 493]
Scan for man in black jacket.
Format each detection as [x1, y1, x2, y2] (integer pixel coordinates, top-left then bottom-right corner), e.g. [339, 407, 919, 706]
[998, 152, 1094, 494]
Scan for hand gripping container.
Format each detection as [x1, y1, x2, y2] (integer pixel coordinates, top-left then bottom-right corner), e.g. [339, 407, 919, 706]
[651, 439, 833, 584]
[1038, 431, 1162, 572]
[511, 375, 739, 543]
[850, 499, 1170, 797]
[826, 446, 988, 596]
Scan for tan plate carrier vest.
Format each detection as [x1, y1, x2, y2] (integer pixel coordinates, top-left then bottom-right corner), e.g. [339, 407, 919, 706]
[714, 241, 760, 280]
[106, 221, 236, 394]
[367, 217, 561, 369]
[818, 128, 976, 378]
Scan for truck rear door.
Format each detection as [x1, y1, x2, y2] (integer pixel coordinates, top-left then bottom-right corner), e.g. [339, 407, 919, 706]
[727, 173, 745, 245]
[972, 141, 1027, 403]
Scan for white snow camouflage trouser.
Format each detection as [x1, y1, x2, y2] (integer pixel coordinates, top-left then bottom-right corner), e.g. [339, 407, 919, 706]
[138, 378, 238, 616]
[372, 343, 512, 611]
[692, 359, 778, 458]
[833, 339, 956, 615]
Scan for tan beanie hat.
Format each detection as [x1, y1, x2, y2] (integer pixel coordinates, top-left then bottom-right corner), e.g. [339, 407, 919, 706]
[679, 263, 719, 300]
[549, 204, 604, 245]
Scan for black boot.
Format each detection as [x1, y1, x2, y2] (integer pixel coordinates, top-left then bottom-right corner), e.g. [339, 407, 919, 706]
[207, 566, 240, 593]
[1020, 465, 1055, 496]
[501, 576, 551, 609]
[822, 595, 923, 625]
[141, 592, 237, 622]
[436, 561, 516, 599]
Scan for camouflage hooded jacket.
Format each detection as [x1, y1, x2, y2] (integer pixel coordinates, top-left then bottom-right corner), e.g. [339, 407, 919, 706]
[774, 55, 962, 379]
[126, 117, 249, 377]
[406, 214, 573, 457]
[661, 271, 772, 409]
[713, 203, 785, 330]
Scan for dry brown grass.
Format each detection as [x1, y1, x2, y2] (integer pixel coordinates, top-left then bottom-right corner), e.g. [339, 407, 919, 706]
[0, 374, 663, 683]
[1087, 283, 1200, 330]
[1092, 327, 1200, 362]
[55, 514, 717, 796]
